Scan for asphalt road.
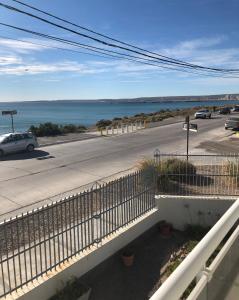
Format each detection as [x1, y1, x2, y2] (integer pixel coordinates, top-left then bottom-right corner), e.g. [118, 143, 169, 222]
[0, 114, 232, 219]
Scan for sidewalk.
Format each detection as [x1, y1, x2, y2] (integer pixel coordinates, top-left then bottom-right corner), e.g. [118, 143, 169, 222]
[37, 116, 185, 147]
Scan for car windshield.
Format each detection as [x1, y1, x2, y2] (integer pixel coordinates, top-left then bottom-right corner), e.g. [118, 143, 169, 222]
[198, 110, 208, 112]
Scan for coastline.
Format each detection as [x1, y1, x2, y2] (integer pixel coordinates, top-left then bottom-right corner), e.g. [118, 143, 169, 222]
[1, 100, 239, 136]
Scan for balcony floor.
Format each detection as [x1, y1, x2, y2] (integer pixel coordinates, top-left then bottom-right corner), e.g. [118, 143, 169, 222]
[80, 226, 187, 300]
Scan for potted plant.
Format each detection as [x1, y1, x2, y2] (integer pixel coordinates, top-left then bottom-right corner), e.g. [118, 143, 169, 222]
[121, 249, 134, 267]
[159, 220, 172, 238]
[49, 277, 91, 300]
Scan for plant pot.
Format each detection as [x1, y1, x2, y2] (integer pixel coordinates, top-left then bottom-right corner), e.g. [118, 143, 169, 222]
[122, 252, 134, 267]
[159, 222, 172, 238]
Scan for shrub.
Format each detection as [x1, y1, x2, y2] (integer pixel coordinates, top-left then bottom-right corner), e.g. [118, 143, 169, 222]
[137, 159, 158, 187]
[134, 113, 146, 117]
[62, 124, 86, 134]
[29, 123, 86, 137]
[30, 122, 62, 137]
[49, 277, 90, 300]
[96, 119, 112, 129]
[138, 157, 197, 191]
[225, 160, 239, 186]
[159, 158, 196, 177]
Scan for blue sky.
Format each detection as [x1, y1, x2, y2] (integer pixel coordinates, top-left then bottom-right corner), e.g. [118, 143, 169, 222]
[0, 0, 239, 101]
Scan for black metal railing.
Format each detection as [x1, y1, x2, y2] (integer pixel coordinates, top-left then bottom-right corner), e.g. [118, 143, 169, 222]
[154, 152, 239, 196]
[0, 170, 156, 297]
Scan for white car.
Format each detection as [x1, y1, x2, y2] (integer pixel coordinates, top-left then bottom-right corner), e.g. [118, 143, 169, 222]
[0, 132, 39, 156]
[194, 109, 211, 119]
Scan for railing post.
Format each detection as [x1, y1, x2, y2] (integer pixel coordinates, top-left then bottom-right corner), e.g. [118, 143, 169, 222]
[154, 149, 160, 164]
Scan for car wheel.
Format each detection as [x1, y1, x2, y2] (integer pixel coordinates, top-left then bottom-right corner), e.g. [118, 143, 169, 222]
[225, 127, 228, 130]
[26, 144, 35, 152]
[209, 114, 211, 119]
[0, 149, 4, 157]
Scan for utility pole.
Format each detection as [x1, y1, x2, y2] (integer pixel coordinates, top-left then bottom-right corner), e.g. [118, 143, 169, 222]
[185, 115, 190, 161]
[183, 115, 198, 161]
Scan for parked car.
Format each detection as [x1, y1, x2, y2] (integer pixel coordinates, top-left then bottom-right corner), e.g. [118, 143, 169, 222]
[0, 132, 38, 156]
[225, 117, 239, 130]
[194, 109, 211, 119]
[219, 107, 231, 114]
[232, 105, 239, 112]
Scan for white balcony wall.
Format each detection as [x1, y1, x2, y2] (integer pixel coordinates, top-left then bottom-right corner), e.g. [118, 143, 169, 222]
[155, 195, 235, 230]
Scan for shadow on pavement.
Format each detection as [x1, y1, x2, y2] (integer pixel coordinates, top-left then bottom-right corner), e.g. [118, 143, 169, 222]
[0, 150, 51, 161]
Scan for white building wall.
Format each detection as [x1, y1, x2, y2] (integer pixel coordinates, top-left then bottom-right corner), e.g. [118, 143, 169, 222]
[156, 195, 235, 230]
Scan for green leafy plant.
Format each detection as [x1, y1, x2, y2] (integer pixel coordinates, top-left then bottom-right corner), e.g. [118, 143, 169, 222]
[29, 123, 86, 137]
[96, 119, 112, 129]
[159, 158, 196, 178]
[138, 157, 196, 192]
[49, 277, 90, 300]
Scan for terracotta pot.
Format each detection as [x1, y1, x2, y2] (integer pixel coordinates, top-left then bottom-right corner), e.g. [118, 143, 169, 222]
[160, 223, 172, 237]
[122, 253, 134, 266]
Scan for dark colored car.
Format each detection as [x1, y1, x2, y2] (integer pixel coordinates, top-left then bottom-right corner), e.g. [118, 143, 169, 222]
[219, 107, 231, 114]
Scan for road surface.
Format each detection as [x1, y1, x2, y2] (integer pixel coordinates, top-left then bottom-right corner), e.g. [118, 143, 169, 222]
[0, 115, 232, 219]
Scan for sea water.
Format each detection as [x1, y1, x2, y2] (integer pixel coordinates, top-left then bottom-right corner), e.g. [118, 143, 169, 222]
[0, 100, 238, 134]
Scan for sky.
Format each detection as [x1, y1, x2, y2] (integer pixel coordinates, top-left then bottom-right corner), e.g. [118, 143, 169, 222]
[0, 0, 239, 101]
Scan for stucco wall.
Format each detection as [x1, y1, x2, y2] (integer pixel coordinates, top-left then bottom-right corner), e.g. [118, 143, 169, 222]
[156, 195, 236, 230]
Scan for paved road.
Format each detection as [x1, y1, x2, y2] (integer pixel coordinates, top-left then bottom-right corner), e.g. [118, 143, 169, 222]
[0, 115, 232, 219]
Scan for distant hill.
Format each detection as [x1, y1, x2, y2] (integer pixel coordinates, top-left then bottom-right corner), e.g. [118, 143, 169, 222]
[20, 93, 239, 103]
[97, 93, 239, 103]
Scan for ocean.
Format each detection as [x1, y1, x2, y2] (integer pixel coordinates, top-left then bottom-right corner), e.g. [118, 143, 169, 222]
[0, 100, 238, 134]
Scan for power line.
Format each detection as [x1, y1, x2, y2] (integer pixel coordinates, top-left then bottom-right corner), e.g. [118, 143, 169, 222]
[0, 22, 197, 70]
[0, 2, 198, 69]
[0, 23, 237, 78]
[10, 0, 203, 67]
[0, 35, 124, 60]
[2, 1, 238, 74]
[0, 24, 238, 79]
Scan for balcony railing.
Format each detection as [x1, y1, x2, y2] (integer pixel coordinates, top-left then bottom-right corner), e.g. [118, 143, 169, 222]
[149, 197, 239, 300]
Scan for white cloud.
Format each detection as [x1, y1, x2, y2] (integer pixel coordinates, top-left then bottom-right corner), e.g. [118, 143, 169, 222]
[158, 36, 239, 70]
[0, 61, 108, 75]
[162, 37, 225, 57]
[0, 35, 239, 80]
[0, 38, 48, 54]
[0, 55, 22, 65]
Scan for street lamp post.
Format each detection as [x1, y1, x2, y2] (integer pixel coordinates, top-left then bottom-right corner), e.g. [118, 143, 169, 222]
[2, 110, 17, 133]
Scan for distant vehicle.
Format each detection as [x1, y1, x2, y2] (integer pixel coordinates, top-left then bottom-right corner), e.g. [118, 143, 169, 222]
[0, 132, 38, 156]
[225, 117, 239, 130]
[194, 109, 211, 119]
[219, 107, 231, 114]
[232, 105, 239, 112]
